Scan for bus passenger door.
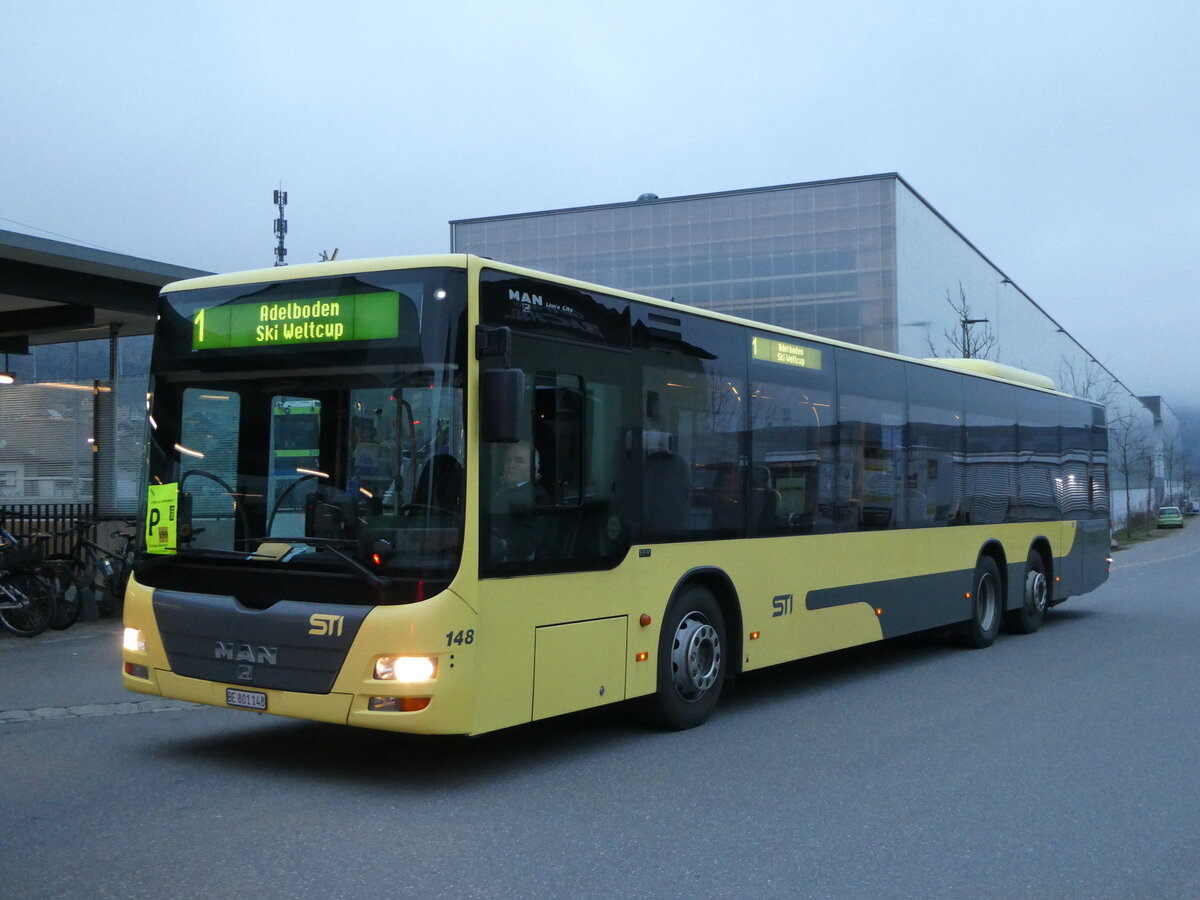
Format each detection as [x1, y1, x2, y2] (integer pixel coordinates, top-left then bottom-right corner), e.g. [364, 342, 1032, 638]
[267, 396, 322, 536]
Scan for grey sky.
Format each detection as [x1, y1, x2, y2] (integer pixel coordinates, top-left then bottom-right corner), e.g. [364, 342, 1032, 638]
[4, 1, 1198, 406]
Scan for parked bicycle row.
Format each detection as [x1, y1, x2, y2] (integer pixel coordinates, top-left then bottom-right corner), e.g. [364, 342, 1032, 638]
[0, 515, 137, 638]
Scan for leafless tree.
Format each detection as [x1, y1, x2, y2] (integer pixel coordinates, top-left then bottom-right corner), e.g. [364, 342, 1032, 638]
[1057, 356, 1118, 408]
[1141, 443, 1158, 533]
[1162, 424, 1182, 505]
[1108, 410, 1150, 539]
[926, 282, 998, 360]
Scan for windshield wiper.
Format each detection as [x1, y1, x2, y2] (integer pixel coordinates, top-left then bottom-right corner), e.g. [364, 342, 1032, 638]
[239, 536, 389, 591]
[171, 547, 279, 561]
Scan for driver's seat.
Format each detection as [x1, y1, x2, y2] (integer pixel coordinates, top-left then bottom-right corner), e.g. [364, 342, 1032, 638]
[413, 454, 463, 511]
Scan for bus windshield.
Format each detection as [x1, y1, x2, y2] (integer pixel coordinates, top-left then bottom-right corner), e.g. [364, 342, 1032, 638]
[143, 266, 468, 597]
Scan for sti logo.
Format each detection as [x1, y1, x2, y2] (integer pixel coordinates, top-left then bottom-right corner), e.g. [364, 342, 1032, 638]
[309, 613, 344, 637]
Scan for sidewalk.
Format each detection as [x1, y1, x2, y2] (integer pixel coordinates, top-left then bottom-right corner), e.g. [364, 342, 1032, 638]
[0, 617, 132, 713]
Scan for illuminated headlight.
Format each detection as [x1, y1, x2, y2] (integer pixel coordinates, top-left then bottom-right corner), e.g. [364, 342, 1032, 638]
[123, 627, 145, 653]
[374, 656, 437, 682]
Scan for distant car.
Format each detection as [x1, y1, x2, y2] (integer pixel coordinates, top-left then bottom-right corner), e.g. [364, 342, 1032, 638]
[1156, 506, 1184, 528]
[1186, 503, 1199, 517]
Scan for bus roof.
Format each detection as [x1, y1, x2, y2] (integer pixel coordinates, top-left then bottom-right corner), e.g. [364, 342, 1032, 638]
[159, 254, 468, 293]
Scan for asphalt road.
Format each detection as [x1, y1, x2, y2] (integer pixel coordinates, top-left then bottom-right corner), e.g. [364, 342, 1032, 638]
[2, 524, 1198, 899]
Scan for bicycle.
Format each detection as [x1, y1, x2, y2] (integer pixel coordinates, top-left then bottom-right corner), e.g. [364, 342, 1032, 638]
[0, 522, 57, 637]
[59, 518, 138, 618]
[36, 532, 91, 630]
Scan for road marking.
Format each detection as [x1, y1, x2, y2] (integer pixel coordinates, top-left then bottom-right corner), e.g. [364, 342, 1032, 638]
[0, 698, 202, 725]
[1112, 544, 1200, 572]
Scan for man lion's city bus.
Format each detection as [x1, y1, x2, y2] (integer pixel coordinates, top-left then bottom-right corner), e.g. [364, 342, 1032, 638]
[123, 254, 1111, 734]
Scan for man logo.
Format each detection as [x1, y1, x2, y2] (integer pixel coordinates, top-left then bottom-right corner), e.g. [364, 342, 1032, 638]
[214, 642, 278, 665]
[309, 613, 344, 637]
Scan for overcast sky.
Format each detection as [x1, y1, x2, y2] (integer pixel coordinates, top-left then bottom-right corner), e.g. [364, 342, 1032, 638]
[4, 1, 1198, 408]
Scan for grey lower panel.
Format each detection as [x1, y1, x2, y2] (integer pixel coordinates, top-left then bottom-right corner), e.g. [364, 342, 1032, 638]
[806, 569, 973, 639]
[153, 590, 370, 693]
[1052, 519, 1110, 603]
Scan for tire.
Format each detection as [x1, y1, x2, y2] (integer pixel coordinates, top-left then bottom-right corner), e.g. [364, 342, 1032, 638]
[961, 556, 1001, 649]
[46, 561, 87, 630]
[650, 585, 727, 730]
[0, 572, 56, 637]
[1005, 550, 1047, 635]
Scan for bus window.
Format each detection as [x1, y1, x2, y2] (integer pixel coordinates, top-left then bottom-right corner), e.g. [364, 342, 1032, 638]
[964, 379, 1018, 525]
[178, 388, 242, 549]
[640, 316, 748, 541]
[1016, 390, 1064, 522]
[905, 365, 965, 526]
[480, 354, 633, 575]
[749, 335, 837, 535]
[837, 350, 906, 531]
[268, 396, 321, 536]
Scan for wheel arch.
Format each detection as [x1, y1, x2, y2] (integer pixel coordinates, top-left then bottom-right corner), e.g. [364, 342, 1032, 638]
[1028, 535, 1053, 584]
[669, 566, 744, 677]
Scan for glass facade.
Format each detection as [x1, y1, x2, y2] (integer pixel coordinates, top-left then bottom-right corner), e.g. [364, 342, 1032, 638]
[0, 334, 153, 514]
[453, 175, 898, 350]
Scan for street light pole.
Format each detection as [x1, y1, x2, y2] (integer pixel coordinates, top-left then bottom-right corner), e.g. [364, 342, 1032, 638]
[962, 317, 988, 358]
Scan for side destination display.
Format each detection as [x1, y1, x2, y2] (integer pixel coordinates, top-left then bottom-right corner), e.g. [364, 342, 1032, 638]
[751, 336, 823, 370]
[192, 291, 400, 350]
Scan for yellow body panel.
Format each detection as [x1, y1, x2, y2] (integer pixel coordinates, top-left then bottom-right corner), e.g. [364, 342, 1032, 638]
[532, 617, 627, 720]
[124, 520, 1074, 736]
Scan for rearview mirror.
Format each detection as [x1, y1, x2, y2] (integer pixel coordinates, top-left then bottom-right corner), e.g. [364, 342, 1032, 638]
[480, 368, 525, 443]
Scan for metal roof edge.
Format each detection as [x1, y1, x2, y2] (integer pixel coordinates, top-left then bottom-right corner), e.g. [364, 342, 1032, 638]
[448, 173, 902, 227]
[0, 228, 210, 286]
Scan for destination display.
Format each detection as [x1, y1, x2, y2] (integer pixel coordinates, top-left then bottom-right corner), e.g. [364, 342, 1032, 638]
[192, 290, 400, 350]
[751, 336, 823, 370]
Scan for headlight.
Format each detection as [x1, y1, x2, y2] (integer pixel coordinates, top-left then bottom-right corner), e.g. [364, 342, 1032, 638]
[373, 656, 437, 682]
[123, 627, 145, 652]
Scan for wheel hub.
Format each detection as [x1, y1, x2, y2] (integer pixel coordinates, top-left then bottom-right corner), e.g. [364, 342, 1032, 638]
[670, 612, 722, 701]
[1026, 569, 1047, 613]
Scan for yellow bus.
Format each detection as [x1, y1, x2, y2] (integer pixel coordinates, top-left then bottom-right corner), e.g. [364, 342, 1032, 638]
[122, 255, 1111, 734]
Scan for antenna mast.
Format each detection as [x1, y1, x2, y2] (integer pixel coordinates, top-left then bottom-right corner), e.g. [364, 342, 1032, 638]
[273, 187, 288, 266]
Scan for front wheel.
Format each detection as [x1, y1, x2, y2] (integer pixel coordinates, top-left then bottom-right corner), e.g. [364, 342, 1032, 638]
[1005, 551, 1047, 635]
[651, 585, 727, 730]
[961, 556, 1001, 648]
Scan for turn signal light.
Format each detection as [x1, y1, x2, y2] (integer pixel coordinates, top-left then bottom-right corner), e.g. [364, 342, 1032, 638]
[635, 651, 649, 662]
[369, 696, 431, 712]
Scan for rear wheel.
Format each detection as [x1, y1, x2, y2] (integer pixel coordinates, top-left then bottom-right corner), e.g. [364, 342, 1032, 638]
[1005, 550, 1047, 635]
[651, 585, 727, 730]
[0, 572, 56, 637]
[961, 556, 1001, 648]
